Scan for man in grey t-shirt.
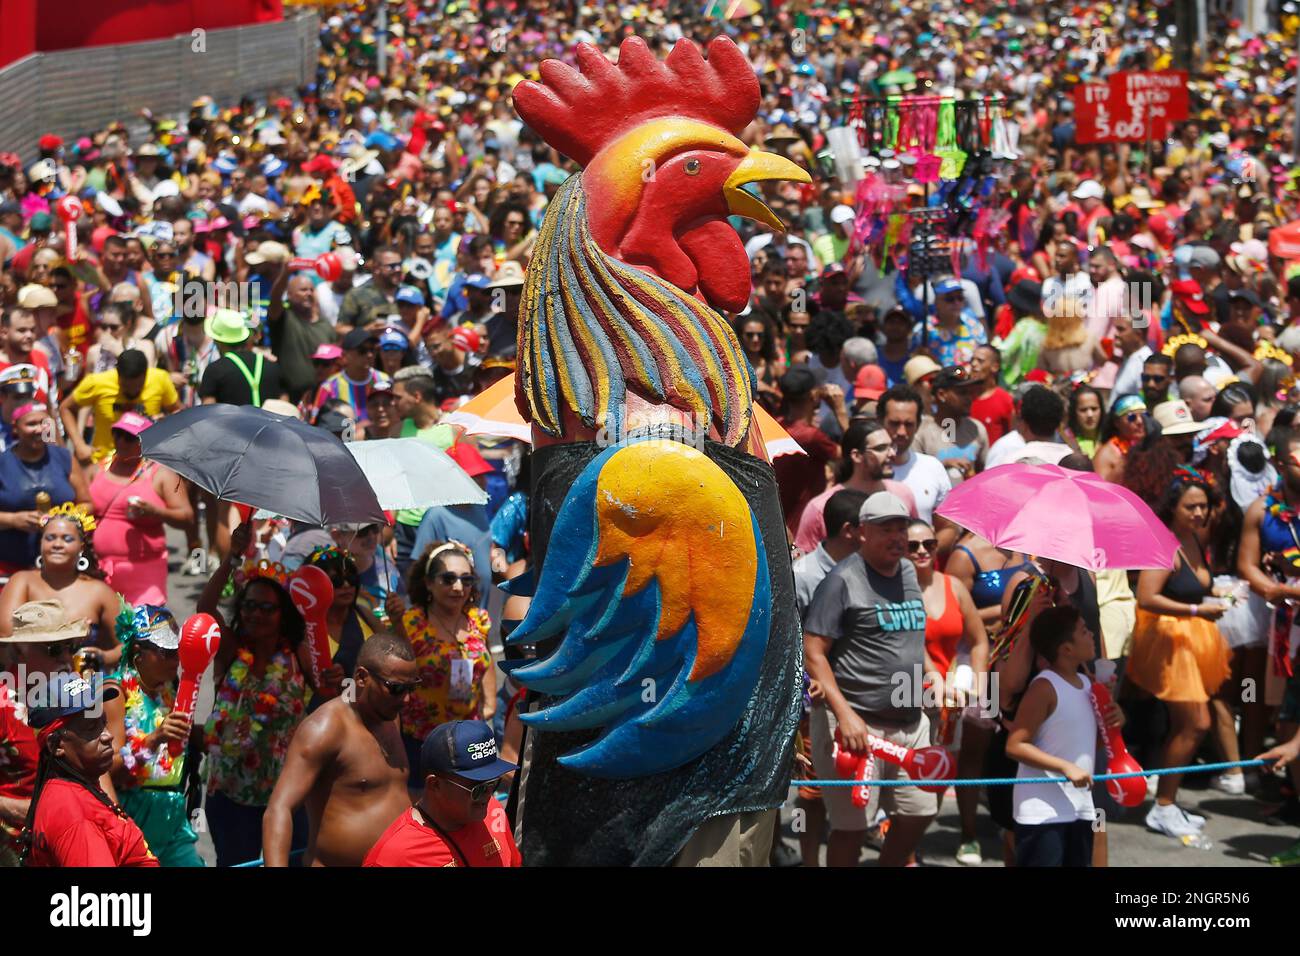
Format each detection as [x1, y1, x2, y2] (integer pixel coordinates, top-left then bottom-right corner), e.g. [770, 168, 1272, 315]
[804, 491, 939, 867]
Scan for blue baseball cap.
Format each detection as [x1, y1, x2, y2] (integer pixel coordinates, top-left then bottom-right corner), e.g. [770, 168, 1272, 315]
[379, 327, 409, 351]
[420, 720, 518, 782]
[27, 674, 118, 729]
[463, 273, 492, 290]
[395, 285, 424, 305]
[933, 276, 964, 297]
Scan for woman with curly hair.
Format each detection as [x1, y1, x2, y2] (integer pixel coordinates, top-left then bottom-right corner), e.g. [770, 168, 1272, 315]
[103, 604, 203, 867]
[387, 541, 496, 787]
[0, 504, 120, 669]
[1093, 393, 1147, 483]
[197, 521, 309, 867]
[1129, 468, 1231, 843]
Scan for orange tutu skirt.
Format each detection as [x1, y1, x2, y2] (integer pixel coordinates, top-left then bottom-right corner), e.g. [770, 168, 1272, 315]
[1127, 608, 1231, 703]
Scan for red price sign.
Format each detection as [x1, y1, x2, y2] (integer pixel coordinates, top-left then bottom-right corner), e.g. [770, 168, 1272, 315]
[1073, 71, 1188, 144]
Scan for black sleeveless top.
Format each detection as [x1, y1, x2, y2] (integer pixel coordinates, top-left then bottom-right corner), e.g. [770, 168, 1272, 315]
[1161, 550, 1208, 605]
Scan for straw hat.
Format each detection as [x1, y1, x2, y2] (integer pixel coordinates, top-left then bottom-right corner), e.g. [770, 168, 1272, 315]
[0, 600, 90, 644]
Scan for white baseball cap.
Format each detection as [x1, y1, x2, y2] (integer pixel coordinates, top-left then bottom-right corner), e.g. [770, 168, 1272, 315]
[830, 204, 856, 225]
[1072, 179, 1105, 200]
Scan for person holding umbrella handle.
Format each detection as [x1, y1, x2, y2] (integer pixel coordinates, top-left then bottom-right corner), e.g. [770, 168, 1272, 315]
[196, 520, 312, 867]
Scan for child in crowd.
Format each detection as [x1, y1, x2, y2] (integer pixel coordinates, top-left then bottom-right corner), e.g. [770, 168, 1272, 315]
[1006, 605, 1099, 867]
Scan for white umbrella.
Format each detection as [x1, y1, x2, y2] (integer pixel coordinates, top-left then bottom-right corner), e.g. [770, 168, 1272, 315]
[346, 438, 488, 511]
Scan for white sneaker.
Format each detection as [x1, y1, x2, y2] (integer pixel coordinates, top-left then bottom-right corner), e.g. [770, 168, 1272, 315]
[183, 548, 206, 576]
[1145, 774, 1158, 796]
[1146, 803, 1203, 839]
[1210, 772, 1246, 795]
[1179, 806, 1206, 828]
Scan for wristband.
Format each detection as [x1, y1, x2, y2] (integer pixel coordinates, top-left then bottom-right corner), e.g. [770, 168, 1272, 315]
[1189, 604, 1198, 617]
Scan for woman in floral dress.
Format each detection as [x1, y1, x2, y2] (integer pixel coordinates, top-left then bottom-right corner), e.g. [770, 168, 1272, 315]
[104, 604, 203, 866]
[197, 524, 310, 867]
[389, 542, 496, 787]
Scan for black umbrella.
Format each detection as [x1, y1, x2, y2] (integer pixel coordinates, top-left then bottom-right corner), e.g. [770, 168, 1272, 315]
[140, 404, 386, 526]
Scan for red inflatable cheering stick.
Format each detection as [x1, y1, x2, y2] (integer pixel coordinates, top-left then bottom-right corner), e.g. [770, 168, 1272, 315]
[55, 195, 83, 259]
[832, 729, 957, 804]
[287, 252, 343, 282]
[170, 613, 221, 756]
[1089, 681, 1146, 807]
[289, 565, 335, 694]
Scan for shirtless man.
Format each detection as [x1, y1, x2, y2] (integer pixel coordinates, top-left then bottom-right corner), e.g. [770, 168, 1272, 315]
[262, 632, 418, 866]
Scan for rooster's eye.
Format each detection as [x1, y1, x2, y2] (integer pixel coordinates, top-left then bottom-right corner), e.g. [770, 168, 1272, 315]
[684, 158, 701, 176]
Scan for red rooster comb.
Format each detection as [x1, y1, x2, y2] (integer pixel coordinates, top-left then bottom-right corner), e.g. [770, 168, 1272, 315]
[512, 36, 760, 166]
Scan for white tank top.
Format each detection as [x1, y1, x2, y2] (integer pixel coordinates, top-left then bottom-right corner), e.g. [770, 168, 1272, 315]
[1012, 669, 1097, 825]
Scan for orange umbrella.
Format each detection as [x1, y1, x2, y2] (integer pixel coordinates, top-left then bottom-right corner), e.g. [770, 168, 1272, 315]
[446, 374, 805, 458]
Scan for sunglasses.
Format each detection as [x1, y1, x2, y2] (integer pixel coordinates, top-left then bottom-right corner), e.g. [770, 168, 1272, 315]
[442, 775, 501, 801]
[434, 572, 476, 588]
[908, 539, 938, 554]
[1123, 412, 1144, 423]
[1140, 373, 1169, 383]
[240, 599, 280, 614]
[941, 293, 965, 302]
[328, 572, 359, 588]
[371, 673, 419, 697]
[100, 322, 123, 331]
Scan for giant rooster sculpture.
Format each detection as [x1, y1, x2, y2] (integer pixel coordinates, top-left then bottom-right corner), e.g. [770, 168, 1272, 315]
[502, 35, 808, 865]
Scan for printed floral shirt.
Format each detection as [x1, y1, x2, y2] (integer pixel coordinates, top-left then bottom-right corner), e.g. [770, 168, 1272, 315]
[110, 666, 183, 789]
[203, 646, 307, 806]
[401, 606, 492, 742]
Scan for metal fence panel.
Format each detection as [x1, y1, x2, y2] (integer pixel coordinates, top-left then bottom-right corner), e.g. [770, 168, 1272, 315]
[0, 12, 319, 162]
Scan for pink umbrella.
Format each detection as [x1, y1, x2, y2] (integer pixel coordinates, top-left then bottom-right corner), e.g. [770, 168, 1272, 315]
[935, 463, 1178, 571]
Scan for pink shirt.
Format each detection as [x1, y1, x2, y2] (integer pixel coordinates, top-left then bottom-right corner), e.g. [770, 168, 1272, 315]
[793, 481, 918, 556]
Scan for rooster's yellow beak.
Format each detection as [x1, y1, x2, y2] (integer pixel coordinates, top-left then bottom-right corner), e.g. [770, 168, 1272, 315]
[723, 149, 812, 233]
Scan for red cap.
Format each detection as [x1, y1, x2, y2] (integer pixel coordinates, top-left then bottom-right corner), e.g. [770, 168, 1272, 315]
[38, 134, 63, 152]
[1170, 278, 1209, 315]
[853, 364, 887, 400]
[451, 325, 482, 354]
[446, 441, 494, 478]
[1024, 369, 1051, 384]
[301, 155, 338, 175]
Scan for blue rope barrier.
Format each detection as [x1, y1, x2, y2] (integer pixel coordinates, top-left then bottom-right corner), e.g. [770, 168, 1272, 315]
[791, 758, 1271, 787]
[231, 848, 306, 868]
[224, 762, 1274, 864]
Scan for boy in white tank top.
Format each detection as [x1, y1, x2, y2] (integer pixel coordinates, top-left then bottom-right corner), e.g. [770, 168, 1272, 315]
[1006, 605, 1100, 867]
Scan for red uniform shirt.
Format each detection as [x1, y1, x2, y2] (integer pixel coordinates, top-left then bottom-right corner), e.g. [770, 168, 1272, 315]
[28, 779, 159, 867]
[773, 418, 840, 535]
[0, 685, 39, 854]
[364, 799, 521, 867]
[970, 387, 1015, 445]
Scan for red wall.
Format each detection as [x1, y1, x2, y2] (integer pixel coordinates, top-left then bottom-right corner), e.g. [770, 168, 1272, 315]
[0, 0, 37, 69]
[35, 0, 283, 54]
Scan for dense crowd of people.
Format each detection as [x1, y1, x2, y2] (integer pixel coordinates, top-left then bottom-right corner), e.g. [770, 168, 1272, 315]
[1, 0, 1300, 867]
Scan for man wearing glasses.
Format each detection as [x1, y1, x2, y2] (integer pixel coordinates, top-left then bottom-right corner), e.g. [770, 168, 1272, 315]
[906, 276, 988, 369]
[364, 719, 521, 867]
[263, 633, 421, 867]
[311, 328, 391, 437]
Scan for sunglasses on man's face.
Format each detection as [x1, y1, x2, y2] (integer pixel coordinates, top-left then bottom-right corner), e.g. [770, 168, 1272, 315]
[1123, 412, 1144, 423]
[907, 538, 938, 554]
[1141, 373, 1169, 383]
[433, 572, 476, 588]
[442, 775, 501, 801]
[371, 673, 419, 697]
